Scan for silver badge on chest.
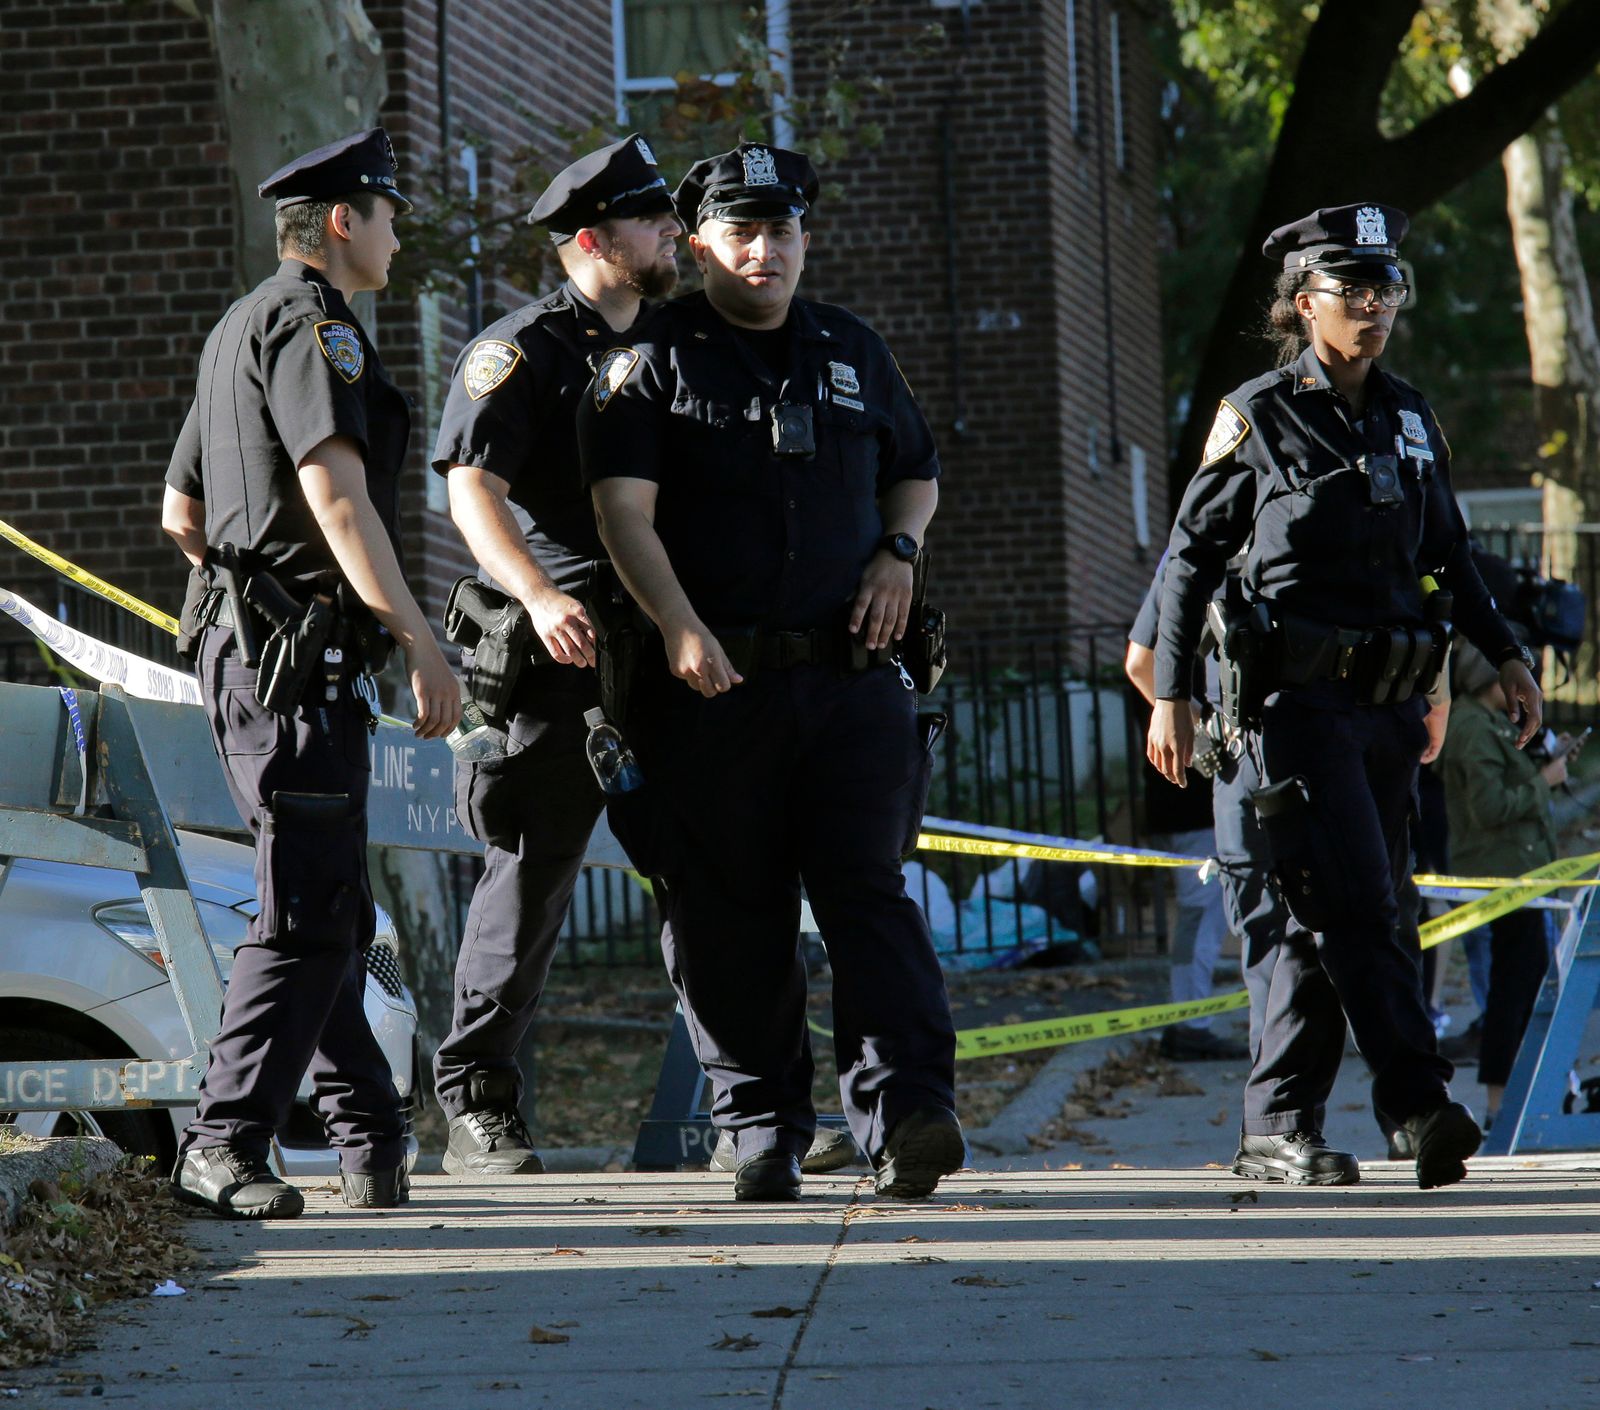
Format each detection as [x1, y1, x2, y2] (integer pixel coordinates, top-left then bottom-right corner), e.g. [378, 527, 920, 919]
[828, 361, 860, 395]
[1398, 409, 1428, 444]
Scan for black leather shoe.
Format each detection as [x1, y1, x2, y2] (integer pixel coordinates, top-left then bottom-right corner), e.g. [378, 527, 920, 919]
[873, 1108, 966, 1200]
[734, 1151, 802, 1202]
[341, 1166, 409, 1208]
[1160, 1026, 1249, 1061]
[442, 1071, 544, 1177]
[712, 1127, 859, 1175]
[1232, 1130, 1360, 1186]
[172, 1146, 305, 1219]
[1402, 1100, 1481, 1190]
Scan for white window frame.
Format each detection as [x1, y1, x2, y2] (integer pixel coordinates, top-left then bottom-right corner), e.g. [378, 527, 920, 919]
[612, 0, 792, 146]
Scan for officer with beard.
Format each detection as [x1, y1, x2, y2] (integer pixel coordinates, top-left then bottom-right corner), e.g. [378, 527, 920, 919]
[430, 134, 854, 1180]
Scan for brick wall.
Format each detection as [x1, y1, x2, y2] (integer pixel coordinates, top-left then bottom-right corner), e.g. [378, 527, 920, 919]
[0, 2, 231, 651]
[0, 0, 1165, 674]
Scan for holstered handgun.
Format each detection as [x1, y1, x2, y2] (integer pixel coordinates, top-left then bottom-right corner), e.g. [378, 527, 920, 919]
[1207, 584, 1272, 731]
[587, 563, 646, 729]
[444, 576, 532, 722]
[211, 543, 261, 668]
[248, 572, 335, 716]
[894, 550, 948, 694]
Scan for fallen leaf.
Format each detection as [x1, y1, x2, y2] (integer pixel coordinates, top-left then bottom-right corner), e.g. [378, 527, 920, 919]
[1207, 1108, 1230, 1127]
[340, 1316, 374, 1338]
[634, 1226, 684, 1237]
[902, 1255, 947, 1265]
[749, 1306, 804, 1318]
[896, 1235, 935, 1244]
[547, 1247, 585, 1257]
[574, 1197, 607, 1205]
[711, 1333, 760, 1352]
[528, 1325, 571, 1345]
[942, 1203, 987, 1213]
[953, 1274, 1017, 1288]
[639, 1283, 674, 1294]
[1110, 1163, 1135, 1170]
[1250, 1349, 1282, 1362]
[349, 1293, 404, 1302]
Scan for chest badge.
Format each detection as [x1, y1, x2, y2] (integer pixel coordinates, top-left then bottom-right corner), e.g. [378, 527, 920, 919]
[1398, 409, 1428, 445]
[592, 347, 640, 411]
[314, 321, 364, 384]
[828, 361, 860, 396]
[1201, 399, 1250, 466]
[463, 339, 522, 401]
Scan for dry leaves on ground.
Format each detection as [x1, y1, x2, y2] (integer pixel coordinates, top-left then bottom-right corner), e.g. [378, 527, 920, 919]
[0, 1159, 196, 1370]
[528, 1324, 571, 1344]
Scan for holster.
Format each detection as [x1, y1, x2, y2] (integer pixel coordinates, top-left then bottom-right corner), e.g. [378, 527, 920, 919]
[1206, 590, 1272, 731]
[251, 574, 336, 716]
[588, 562, 649, 729]
[858, 549, 947, 693]
[444, 576, 532, 722]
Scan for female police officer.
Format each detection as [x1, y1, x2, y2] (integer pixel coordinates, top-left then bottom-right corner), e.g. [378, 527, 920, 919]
[1148, 204, 1541, 1190]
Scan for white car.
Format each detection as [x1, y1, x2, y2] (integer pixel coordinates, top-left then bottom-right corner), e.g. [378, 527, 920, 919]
[0, 828, 419, 1175]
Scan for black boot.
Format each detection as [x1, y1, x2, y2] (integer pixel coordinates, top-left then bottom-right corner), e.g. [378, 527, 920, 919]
[734, 1151, 802, 1202]
[443, 1071, 545, 1177]
[873, 1108, 966, 1200]
[341, 1166, 410, 1208]
[712, 1127, 859, 1175]
[1401, 1101, 1481, 1190]
[1232, 1131, 1360, 1186]
[172, 1146, 305, 1219]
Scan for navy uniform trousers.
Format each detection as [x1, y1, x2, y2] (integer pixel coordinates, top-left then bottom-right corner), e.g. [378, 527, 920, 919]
[183, 625, 403, 1173]
[433, 668, 603, 1118]
[618, 661, 957, 1166]
[1236, 687, 1451, 1131]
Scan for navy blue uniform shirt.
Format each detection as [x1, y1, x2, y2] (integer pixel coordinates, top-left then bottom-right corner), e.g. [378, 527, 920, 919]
[1155, 347, 1516, 700]
[166, 260, 408, 589]
[577, 291, 938, 631]
[431, 280, 647, 595]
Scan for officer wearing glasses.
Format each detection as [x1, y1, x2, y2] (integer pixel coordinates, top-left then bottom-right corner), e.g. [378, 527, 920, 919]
[1148, 203, 1541, 1190]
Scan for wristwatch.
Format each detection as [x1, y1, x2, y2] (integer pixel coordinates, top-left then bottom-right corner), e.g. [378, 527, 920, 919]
[878, 532, 919, 563]
[1497, 642, 1537, 672]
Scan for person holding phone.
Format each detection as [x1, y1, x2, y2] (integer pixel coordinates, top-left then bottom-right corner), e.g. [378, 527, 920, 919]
[1439, 642, 1583, 1127]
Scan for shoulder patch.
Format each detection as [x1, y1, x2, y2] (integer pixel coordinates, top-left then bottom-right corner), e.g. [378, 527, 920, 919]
[592, 347, 640, 412]
[1201, 399, 1250, 466]
[463, 339, 523, 401]
[314, 320, 364, 383]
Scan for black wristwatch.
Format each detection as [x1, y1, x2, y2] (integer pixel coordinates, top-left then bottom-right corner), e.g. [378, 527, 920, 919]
[1497, 643, 1537, 672]
[878, 532, 919, 563]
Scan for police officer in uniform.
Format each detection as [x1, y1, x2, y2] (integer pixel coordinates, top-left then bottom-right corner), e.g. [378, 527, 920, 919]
[1148, 204, 1541, 1190]
[579, 144, 963, 1202]
[160, 129, 459, 1217]
[430, 135, 854, 1181]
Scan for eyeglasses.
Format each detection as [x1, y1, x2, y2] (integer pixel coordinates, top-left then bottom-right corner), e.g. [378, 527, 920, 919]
[1306, 283, 1411, 311]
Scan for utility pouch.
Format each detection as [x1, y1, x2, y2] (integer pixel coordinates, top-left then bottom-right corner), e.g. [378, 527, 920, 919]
[443, 576, 531, 722]
[896, 550, 948, 693]
[1250, 774, 1336, 933]
[598, 623, 643, 728]
[254, 589, 335, 716]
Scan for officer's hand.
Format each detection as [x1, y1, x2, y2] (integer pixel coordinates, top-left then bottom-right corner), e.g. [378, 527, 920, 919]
[1500, 659, 1543, 749]
[1419, 699, 1450, 766]
[407, 639, 461, 739]
[525, 587, 597, 668]
[1147, 699, 1193, 788]
[665, 622, 744, 698]
[851, 555, 914, 652]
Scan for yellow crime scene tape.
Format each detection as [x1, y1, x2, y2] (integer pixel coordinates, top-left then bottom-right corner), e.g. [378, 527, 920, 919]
[10, 514, 1597, 1058]
[0, 516, 180, 637]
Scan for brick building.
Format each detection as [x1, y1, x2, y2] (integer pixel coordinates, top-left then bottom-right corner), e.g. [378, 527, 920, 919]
[0, 0, 1166, 673]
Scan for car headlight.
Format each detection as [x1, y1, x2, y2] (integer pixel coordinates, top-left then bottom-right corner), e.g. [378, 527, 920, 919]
[93, 899, 252, 979]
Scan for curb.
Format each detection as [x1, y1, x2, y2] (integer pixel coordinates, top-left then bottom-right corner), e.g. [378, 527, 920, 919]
[967, 1039, 1139, 1156]
[0, 1128, 123, 1226]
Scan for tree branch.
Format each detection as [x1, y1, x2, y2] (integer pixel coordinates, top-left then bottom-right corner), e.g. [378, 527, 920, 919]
[1386, 0, 1600, 207]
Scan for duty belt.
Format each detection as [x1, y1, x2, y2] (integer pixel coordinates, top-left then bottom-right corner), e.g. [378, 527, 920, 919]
[1274, 611, 1448, 705]
[719, 626, 891, 677]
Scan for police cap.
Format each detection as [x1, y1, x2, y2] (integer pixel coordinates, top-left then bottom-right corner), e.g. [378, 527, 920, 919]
[674, 142, 819, 230]
[257, 127, 412, 213]
[528, 133, 676, 243]
[1262, 203, 1409, 281]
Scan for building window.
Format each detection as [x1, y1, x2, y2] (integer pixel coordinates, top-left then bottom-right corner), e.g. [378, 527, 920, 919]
[1109, 6, 1128, 172]
[614, 0, 751, 121]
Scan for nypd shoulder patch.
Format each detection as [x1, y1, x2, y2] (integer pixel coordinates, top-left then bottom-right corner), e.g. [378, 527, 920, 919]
[1201, 399, 1249, 466]
[314, 321, 364, 383]
[463, 339, 523, 401]
[593, 347, 640, 412]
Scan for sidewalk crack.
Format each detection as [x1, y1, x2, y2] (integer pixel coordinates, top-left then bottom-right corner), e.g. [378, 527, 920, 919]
[770, 1179, 866, 1409]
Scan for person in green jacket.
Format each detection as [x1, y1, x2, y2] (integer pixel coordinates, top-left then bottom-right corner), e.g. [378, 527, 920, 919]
[1439, 643, 1582, 1124]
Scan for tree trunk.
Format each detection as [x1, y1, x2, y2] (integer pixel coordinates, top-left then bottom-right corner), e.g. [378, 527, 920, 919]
[1172, 0, 1600, 509]
[209, 0, 388, 290]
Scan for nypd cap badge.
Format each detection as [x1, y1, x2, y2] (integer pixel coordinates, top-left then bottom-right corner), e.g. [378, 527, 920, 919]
[593, 347, 640, 411]
[314, 321, 364, 383]
[1201, 400, 1249, 466]
[463, 339, 523, 401]
[1355, 205, 1388, 246]
[742, 146, 779, 187]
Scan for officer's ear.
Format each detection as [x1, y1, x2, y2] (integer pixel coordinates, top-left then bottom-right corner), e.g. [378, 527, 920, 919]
[328, 202, 356, 245]
[687, 232, 709, 272]
[572, 226, 607, 261]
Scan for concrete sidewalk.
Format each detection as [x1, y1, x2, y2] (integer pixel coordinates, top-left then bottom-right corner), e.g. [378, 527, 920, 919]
[10, 1160, 1600, 1409]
